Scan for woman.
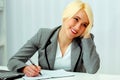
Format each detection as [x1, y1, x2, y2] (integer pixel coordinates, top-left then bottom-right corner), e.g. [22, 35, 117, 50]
[7, 0, 100, 77]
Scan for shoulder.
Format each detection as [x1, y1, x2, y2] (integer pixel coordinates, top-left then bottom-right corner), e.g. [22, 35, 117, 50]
[37, 27, 59, 37]
[38, 28, 52, 37]
[38, 27, 51, 33]
[35, 28, 53, 44]
[37, 26, 61, 37]
[35, 26, 60, 45]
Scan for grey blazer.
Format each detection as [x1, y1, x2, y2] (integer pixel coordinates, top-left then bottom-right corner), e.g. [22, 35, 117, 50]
[7, 26, 100, 74]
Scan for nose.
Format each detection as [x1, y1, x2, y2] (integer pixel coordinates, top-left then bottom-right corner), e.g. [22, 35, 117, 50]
[74, 22, 81, 30]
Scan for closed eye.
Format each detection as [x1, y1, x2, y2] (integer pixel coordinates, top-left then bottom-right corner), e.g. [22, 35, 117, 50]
[74, 18, 79, 21]
[83, 23, 88, 28]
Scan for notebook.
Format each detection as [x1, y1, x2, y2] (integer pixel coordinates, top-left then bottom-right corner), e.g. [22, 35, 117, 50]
[23, 69, 74, 80]
[0, 70, 24, 80]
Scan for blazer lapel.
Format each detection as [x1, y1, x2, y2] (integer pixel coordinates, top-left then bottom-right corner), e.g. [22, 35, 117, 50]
[46, 29, 59, 69]
[71, 40, 81, 71]
[44, 26, 81, 71]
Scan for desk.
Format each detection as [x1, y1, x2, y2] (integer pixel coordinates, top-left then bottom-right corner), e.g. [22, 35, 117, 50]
[1, 66, 120, 80]
[0, 66, 8, 70]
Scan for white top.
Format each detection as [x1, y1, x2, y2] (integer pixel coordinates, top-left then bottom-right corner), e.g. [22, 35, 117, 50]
[54, 42, 72, 71]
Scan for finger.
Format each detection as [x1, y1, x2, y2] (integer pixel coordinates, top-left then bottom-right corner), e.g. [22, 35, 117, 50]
[28, 65, 40, 74]
[36, 66, 41, 71]
[25, 68, 39, 77]
[23, 65, 40, 77]
[23, 66, 33, 77]
[30, 65, 40, 73]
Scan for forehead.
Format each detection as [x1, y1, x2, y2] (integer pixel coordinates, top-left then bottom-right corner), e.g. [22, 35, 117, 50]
[74, 9, 89, 23]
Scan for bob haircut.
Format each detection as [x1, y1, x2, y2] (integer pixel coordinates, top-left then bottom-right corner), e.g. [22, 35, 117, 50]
[62, 0, 94, 36]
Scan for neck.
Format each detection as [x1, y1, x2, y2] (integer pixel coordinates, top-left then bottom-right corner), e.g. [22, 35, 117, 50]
[58, 28, 73, 57]
[58, 28, 72, 47]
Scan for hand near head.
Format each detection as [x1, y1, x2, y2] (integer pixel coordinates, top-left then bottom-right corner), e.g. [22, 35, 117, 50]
[22, 65, 41, 77]
[83, 29, 91, 38]
[83, 24, 93, 38]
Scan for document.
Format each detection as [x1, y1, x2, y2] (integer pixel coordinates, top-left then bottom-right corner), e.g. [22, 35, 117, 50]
[23, 69, 74, 80]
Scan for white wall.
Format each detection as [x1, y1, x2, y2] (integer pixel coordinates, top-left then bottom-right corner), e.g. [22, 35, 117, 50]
[6, 0, 120, 74]
[91, 0, 120, 74]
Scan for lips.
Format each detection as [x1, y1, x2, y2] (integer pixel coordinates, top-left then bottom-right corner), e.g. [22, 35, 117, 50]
[71, 28, 78, 34]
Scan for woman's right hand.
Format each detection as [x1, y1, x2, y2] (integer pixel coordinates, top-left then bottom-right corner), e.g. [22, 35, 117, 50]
[22, 65, 41, 77]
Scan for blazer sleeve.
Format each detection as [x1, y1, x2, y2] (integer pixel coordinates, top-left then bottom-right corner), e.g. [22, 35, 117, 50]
[81, 34, 100, 74]
[7, 29, 43, 72]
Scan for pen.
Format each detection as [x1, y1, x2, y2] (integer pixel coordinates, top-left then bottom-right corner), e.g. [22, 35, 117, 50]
[29, 59, 42, 75]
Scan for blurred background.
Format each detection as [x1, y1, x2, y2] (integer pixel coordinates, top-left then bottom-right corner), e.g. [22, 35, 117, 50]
[0, 0, 120, 74]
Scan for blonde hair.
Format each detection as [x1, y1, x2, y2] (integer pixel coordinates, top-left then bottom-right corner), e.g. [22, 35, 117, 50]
[62, 0, 94, 36]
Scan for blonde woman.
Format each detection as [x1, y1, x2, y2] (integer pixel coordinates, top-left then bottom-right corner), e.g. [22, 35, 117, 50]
[8, 0, 100, 77]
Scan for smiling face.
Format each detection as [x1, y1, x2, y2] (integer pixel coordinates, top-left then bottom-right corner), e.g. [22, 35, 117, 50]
[61, 9, 89, 40]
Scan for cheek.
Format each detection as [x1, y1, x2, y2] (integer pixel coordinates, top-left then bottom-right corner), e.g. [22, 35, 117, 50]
[65, 20, 76, 27]
[79, 27, 86, 34]
[82, 27, 86, 32]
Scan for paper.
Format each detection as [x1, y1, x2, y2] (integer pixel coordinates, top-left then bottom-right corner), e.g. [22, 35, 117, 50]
[23, 69, 74, 80]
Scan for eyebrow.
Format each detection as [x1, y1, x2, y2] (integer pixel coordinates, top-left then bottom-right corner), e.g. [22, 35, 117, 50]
[75, 16, 89, 24]
[74, 16, 81, 20]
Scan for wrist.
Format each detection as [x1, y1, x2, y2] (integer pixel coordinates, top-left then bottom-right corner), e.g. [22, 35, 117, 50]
[17, 66, 26, 73]
[83, 33, 91, 38]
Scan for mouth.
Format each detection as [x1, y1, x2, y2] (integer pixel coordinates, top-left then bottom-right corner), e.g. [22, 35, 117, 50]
[71, 28, 78, 34]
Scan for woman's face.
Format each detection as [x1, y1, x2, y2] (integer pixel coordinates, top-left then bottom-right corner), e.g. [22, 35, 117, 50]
[62, 9, 89, 40]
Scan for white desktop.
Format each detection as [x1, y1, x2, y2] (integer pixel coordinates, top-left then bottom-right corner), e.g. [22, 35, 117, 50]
[0, 66, 120, 80]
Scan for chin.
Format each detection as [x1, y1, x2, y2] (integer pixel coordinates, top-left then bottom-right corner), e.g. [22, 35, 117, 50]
[68, 35, 75, 40]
